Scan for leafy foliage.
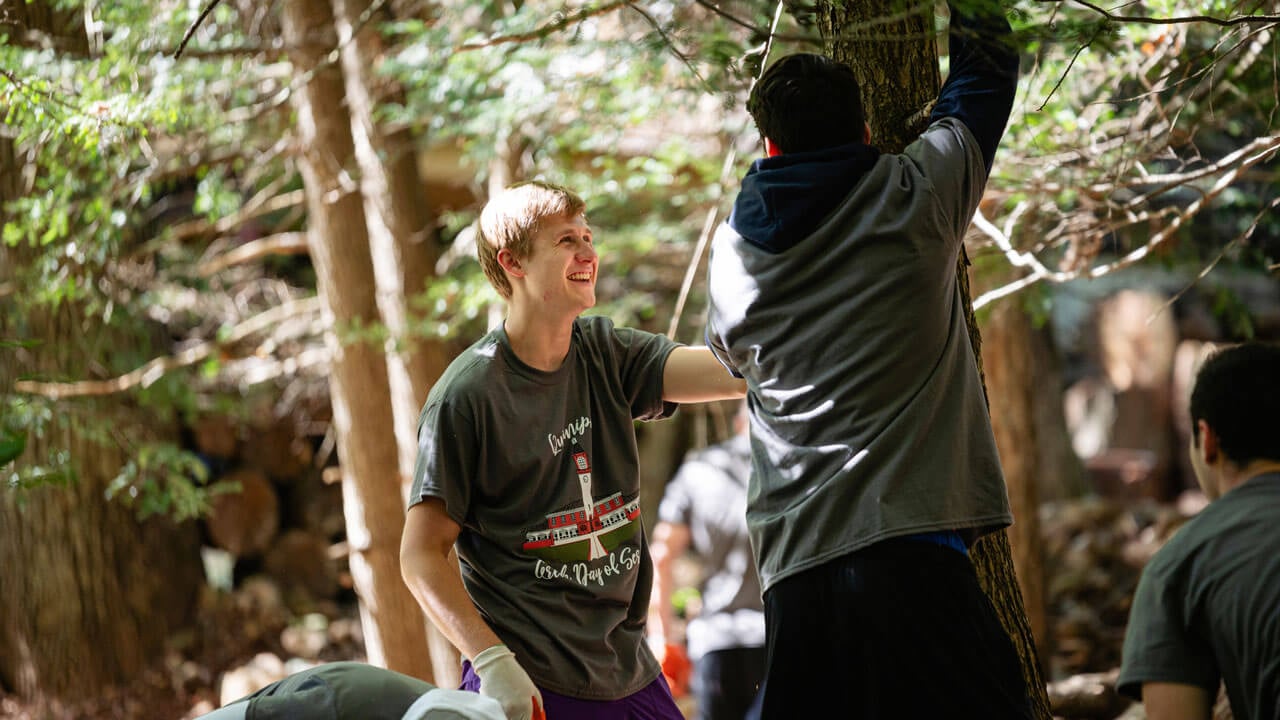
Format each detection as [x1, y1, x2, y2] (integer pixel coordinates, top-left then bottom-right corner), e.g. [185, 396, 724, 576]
[3, 0, 1278, 521]
[106, 441, 238, 521]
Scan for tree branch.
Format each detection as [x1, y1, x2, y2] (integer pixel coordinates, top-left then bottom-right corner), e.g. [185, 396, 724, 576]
[174, 0, 225, 59]
[164, 188, 305, 244]
[13, 296, 324, 399]
[628, 4, 713, 95]
[455, 0, 634, 52]
[196, 232, 311, 276]
[975, 133, 1280, 309]
[1057, 0, 1280, 27]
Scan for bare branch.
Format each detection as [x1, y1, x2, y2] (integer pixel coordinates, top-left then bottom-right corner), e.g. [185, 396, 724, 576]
[455, 0, 634, 52]
[13, 296, 324, 399]
[165, 188, 305, 244]
[196, 232, 311, 276]
[628, 4, 713, 95]
[1038, 22, 1104, 111]
[174, 0, 225, 59]
[1057, 0, 1280, 27]
[975, 133, 1280, 309]
[1155, 194, 1280, 318]
[668, 145, 740, 340]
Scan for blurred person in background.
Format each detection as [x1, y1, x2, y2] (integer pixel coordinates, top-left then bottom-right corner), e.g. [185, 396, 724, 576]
[649, 400, 764, 720]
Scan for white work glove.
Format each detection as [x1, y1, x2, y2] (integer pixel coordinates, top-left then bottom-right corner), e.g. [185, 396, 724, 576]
[472, 644, 544, 720]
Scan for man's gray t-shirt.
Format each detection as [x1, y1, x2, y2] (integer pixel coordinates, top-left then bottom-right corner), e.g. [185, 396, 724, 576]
[705, 117, 1013, 592]
[409, 316, 679, 700]
[657, 433, 765, 660]
[1118, 473, 1280, 720]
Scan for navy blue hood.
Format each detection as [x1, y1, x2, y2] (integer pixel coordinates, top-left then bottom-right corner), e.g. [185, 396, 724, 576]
[727, 142, 881, 253]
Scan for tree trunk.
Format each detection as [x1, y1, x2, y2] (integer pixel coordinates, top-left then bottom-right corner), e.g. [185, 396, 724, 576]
[0, 308, 204, 708]
[282, 0, 433, 680]
[815, 2, 1053, 716]
[1028, 319, 1088, 503]
[332, 0, 459, 685]
[980, 297, 1049, 664]
[0, 6, 203, 710]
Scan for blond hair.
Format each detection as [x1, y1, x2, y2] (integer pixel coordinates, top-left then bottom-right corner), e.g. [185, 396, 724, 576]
[476, 181, 587, 299]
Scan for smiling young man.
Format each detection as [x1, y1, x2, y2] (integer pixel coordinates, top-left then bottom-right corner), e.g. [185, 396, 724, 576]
[400, 180, 745, 720]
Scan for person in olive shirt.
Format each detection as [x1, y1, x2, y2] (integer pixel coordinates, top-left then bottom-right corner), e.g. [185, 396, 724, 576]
[1118, 342, 1280, 720]
[400, 181, 745, 720]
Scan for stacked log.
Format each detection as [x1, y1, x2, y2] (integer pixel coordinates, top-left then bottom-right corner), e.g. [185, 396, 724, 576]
[186, 410, 355, 698]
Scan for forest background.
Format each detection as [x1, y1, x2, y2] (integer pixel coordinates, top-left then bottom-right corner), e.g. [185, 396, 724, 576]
[2, 0, 1278, 718]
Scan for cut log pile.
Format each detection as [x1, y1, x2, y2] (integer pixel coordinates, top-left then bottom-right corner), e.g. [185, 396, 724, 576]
[183, 409, 363, 712]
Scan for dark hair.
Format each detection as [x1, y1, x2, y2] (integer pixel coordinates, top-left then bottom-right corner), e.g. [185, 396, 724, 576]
[746, 53, 866, 154]
[1189, 341, 1280, 465]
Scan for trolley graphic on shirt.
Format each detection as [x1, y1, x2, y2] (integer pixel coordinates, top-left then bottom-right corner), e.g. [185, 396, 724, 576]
[522, 445, 641, 562]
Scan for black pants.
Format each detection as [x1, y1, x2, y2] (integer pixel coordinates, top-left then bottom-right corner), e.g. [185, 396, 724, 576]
[693, 646, 765, 720]
[759, 539, 1034, 719]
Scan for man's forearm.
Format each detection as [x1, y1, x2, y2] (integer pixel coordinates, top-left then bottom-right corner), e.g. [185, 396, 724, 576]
[402, 551, 503, 660]
[930, 1, 1020, 172]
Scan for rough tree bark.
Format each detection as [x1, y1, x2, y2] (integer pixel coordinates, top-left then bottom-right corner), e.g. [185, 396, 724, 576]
[0, 4, 203, 710]
[331, 0, 460, 686]
[282, 0, 433, 680]
[0, 316, 204, 709]
[816, 1, 1053, 716]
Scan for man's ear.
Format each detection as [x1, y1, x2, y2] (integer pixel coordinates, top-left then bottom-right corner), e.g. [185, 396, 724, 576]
[497, 248, 525, 277]
[862, 121, 871, 146]
[1196, 419, 1220, 464]
[763, 137, 782, 158]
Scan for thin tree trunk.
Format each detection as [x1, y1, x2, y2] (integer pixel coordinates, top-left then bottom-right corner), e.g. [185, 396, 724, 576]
[816, 1, 1052, 716]
[282, 0, 432, 680]
[332, 0, 459, 685]
[1029, 320, 1088, 503]
[981, 297, 1049, 664]
[961, 273, 1053, 720]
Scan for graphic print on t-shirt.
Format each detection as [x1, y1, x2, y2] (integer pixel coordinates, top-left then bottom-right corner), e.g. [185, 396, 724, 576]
[522, 439, 641, 565]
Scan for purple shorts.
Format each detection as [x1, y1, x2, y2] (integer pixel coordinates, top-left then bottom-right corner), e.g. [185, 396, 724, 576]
[459, 660, 683, 720]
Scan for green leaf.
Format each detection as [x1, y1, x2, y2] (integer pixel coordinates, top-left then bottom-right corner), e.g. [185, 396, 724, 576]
[0, 428, 27, 466]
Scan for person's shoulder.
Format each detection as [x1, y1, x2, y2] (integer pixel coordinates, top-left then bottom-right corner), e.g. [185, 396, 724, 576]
[575, 314, 618, 337]
[427, 332, 503, 405]
[902, 117, 980, 164]
[1142, 500, 1234, 574]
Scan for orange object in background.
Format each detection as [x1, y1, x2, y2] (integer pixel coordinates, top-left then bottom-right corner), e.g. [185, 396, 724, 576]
[532, 696, 546, 720]
[658, 642, 692, 698]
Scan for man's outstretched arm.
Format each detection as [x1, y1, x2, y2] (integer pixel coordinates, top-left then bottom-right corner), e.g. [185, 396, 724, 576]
[930, 0, 1020, 173]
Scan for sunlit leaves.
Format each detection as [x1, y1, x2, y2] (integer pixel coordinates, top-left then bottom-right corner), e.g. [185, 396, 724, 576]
[106, 441, 238, 521]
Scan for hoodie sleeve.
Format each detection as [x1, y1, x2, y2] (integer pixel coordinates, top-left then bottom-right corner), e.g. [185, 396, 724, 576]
[929, 1, 1020, 174]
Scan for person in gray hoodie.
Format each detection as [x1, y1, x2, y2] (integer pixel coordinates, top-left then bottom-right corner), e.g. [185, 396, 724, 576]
[704, 2, 1031, 718]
